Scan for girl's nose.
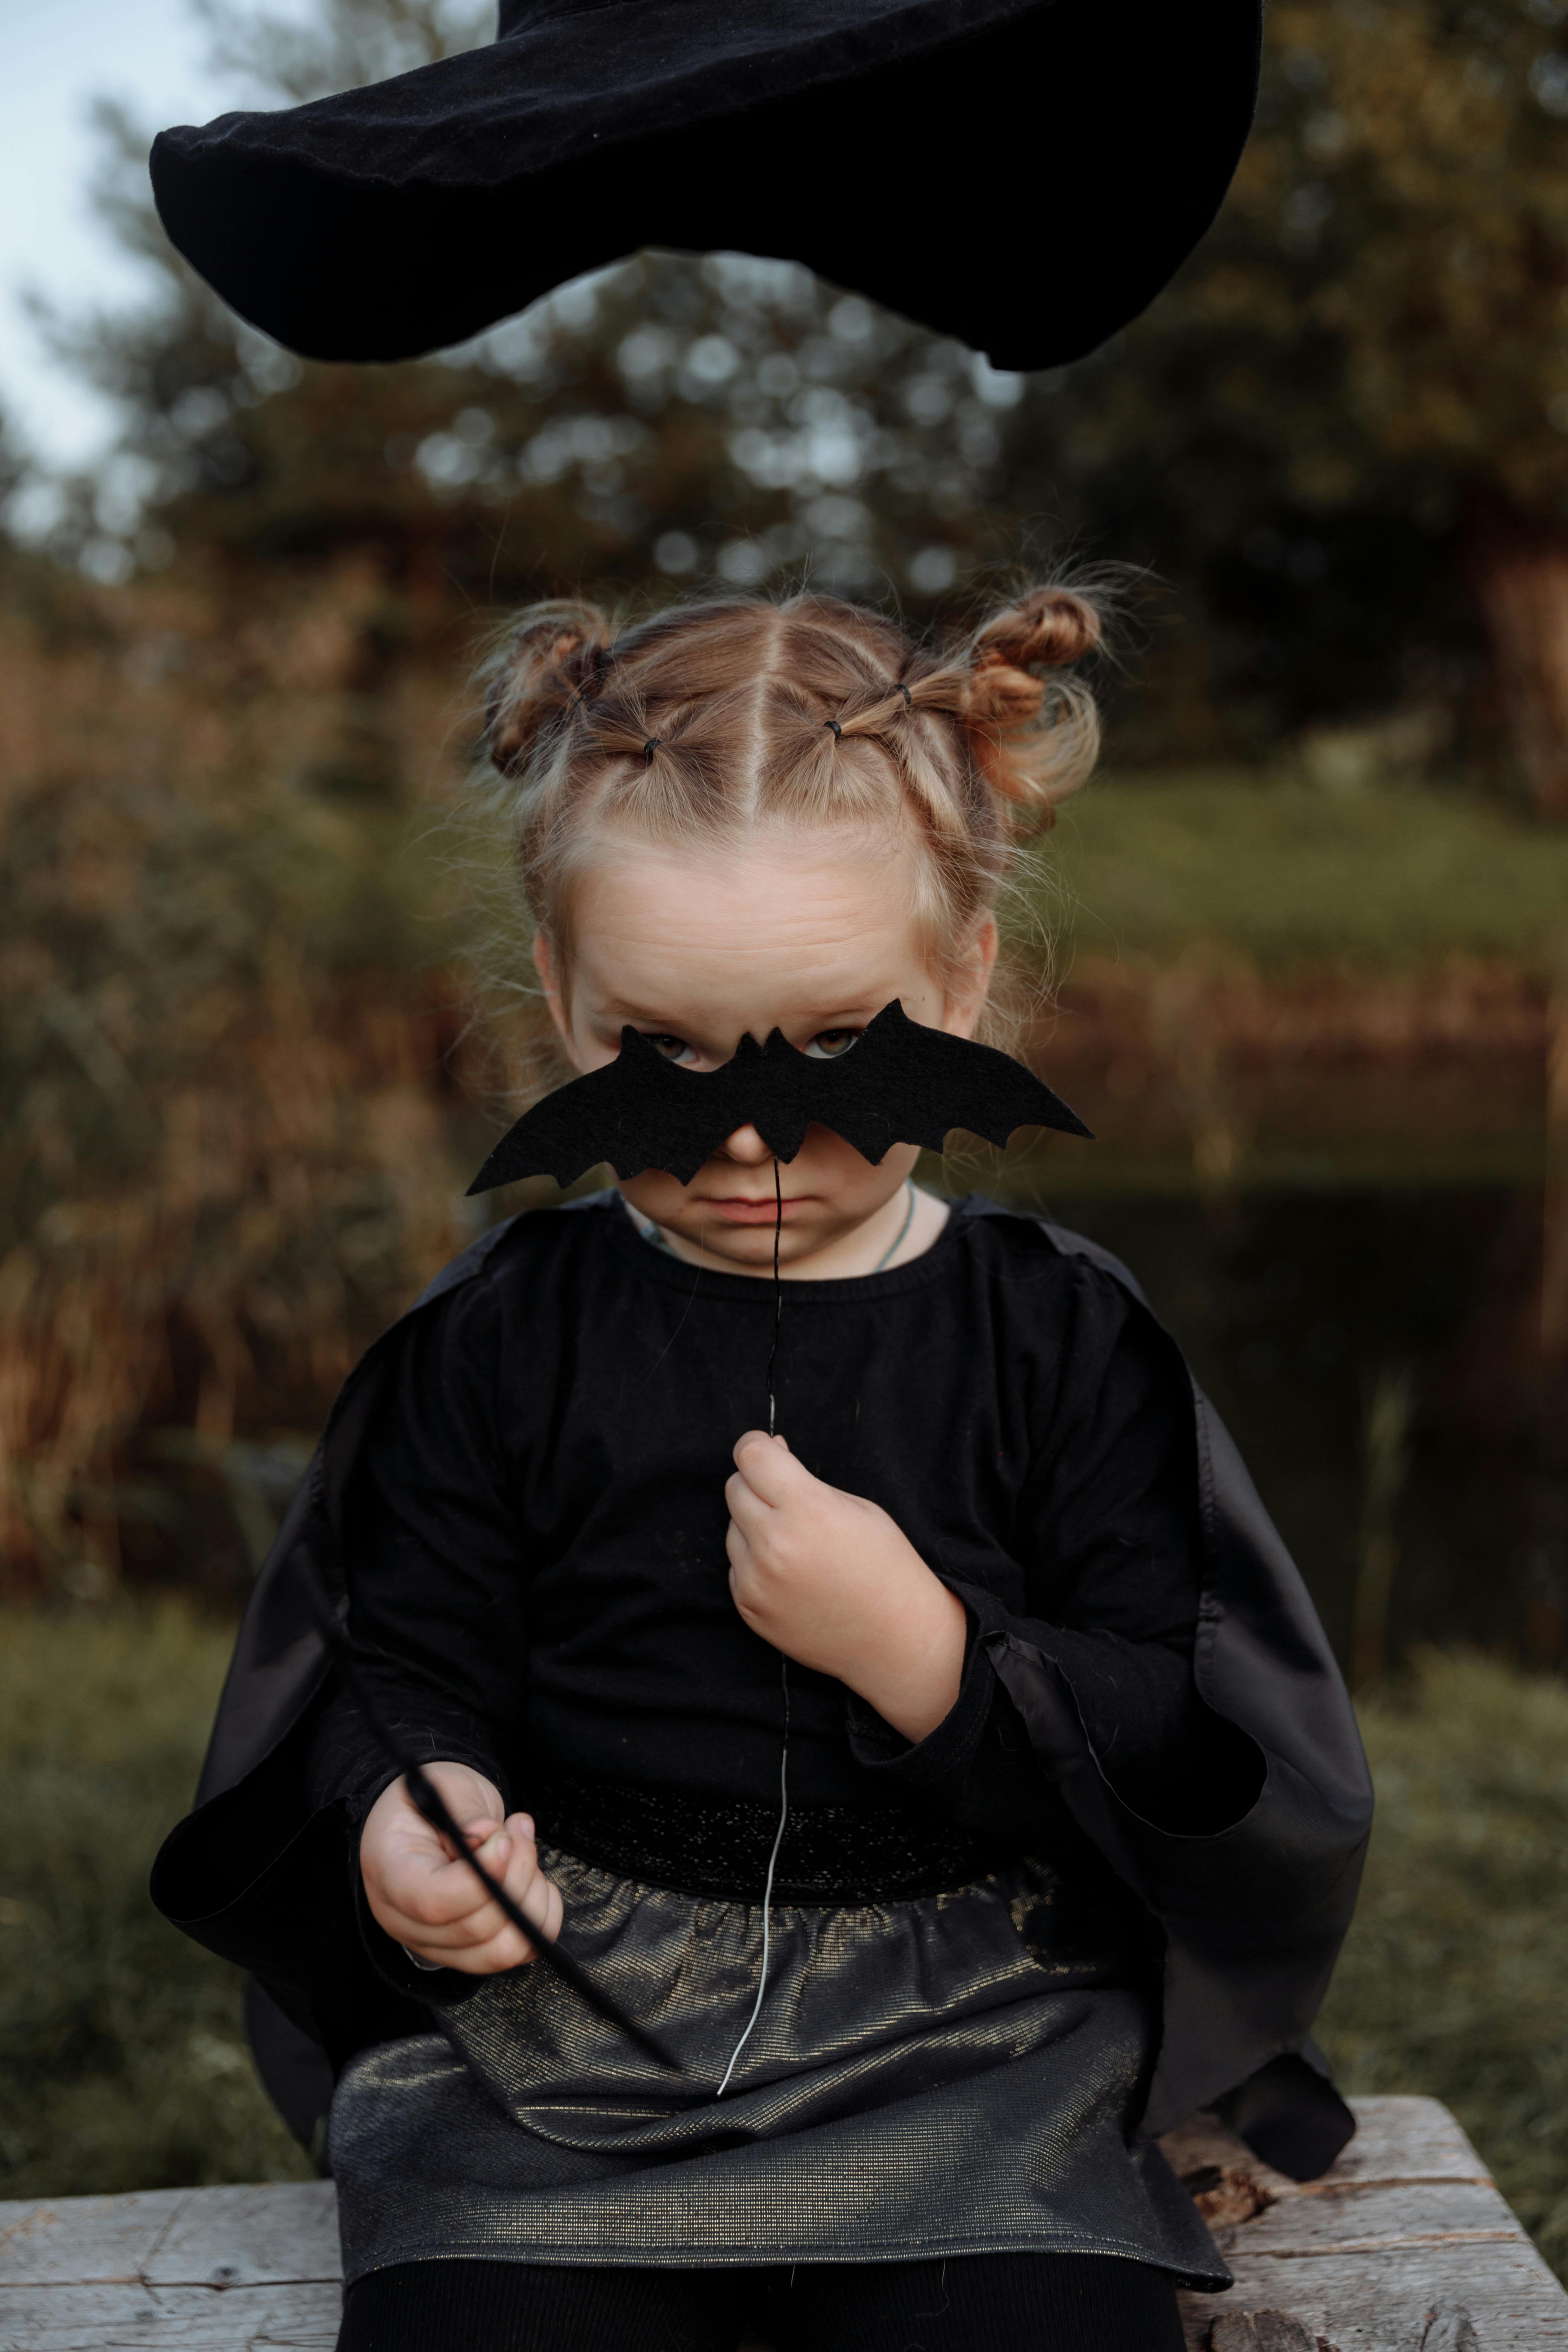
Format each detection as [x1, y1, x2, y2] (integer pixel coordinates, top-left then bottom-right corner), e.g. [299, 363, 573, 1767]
[720, 1124, 772, 1163]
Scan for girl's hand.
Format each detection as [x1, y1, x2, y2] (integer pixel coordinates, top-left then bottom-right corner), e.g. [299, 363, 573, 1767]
[725, 1433, 967, 1743]
[359, 1761, 563, 1975]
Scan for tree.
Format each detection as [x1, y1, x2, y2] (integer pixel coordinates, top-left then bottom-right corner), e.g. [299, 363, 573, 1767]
[55, 0, 1568, 797]
[998, 0, 1568, 806]
[38, 0, 1033, 629]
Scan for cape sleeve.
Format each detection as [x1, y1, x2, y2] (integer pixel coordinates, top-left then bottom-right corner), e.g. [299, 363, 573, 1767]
[845, 1252, 1261, 1841]
[981, 1224, 1373, 2173]
[308, 1272, 528, 1820]
[845, 1221, 1371, 2177]
[148, 1219, 530, 2100]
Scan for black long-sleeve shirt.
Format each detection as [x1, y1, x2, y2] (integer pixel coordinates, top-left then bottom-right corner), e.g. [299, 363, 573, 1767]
[310, 1193, 1257, 1846]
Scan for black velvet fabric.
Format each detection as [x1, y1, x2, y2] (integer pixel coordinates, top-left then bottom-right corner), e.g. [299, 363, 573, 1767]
[468, 1003, 1089, 1192]
[337, 2248, 1187, 2352]
[305, 1194, 1252, 1837]
[148, 0, 1261, 370]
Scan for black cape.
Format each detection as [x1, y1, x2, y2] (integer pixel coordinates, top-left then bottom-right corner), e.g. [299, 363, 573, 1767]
[151, 1201, 1373, 2178]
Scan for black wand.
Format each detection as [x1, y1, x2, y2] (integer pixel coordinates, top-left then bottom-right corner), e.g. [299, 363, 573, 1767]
[308, 1595, 679, 2071]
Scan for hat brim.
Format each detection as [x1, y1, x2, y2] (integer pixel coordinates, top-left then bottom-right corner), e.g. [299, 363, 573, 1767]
[151, 0, 1261, 371]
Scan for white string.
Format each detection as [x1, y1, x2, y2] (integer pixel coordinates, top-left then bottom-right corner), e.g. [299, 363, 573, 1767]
[716, 1656, 790, 2097]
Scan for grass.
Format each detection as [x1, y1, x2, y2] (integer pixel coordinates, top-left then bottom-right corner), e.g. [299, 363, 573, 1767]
[3, 1612, 1566, 2285]
[1318, 1650, 1568, 2277]
[0, 1602, 311, 2198]
[1045, 771, 1568, 971]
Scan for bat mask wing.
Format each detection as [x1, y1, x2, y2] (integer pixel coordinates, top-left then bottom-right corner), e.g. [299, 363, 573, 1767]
[467, 1002, 1091, 1193]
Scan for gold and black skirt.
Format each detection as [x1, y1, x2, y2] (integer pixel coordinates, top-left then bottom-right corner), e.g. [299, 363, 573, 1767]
[328, 1789, 1228, 2289]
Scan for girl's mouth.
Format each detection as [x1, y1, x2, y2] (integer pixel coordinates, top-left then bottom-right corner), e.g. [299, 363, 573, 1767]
[702, 1195, 806, 1225]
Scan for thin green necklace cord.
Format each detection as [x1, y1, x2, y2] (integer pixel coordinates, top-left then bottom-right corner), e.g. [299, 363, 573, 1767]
[870, 1180, 918, 1273]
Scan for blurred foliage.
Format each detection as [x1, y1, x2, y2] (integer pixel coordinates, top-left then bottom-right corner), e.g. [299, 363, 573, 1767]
[1320, 1648, 1568, 2276]
[5, 1602, 1567, 2287]
[0, 1600, 310, 2196]
[1004, 0, 1568, 753]
[1051, 773, 1568, 971]
[29, 0, 1568, 793]
[1009, 0, 1568, 804]
[0, 548, 481, 1593]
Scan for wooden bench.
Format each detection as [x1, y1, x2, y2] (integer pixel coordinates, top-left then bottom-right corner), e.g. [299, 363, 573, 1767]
[2, 2098, 1564, 2350]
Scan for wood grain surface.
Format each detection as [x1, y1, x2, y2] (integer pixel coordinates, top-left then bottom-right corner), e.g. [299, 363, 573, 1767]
[1167, 2097, 1568, 2349]
[2, 2098, 1563, 2349]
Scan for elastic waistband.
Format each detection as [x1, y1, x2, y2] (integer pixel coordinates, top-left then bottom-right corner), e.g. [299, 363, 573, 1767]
[530, 1771, 1011, 1903]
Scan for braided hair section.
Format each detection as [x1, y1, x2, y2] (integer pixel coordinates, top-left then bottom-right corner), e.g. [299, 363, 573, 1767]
[477, 581, 1107, 1005]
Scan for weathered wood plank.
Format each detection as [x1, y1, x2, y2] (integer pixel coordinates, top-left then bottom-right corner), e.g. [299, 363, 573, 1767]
[1213, 2178, 1524, 2254]
[142, 2187, 339, 2291]
[1184, 2241, 1568, 2351]
[0, 2280, 339, 2352]
[4, 2099, 1564, 2350]
[0, 2187, 338, 2293]
[1318, 2097, 1498, 2188]
[1, 2191, 196, 2288]
[1166, 2096, 1568, 2351]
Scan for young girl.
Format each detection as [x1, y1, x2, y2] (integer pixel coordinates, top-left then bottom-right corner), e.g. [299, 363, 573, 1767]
[154, 584, 1372, 2352]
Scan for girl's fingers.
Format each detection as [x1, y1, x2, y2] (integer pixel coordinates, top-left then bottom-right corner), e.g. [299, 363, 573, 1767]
[387, 1870, 556, 1963]
[438, 1868, 563, 1973]
[724, 1470, 772, 1534]
[501, 1814, 560, 1941]
[403, 1919, 538, 1974]
[403, 1818, 561, 1949]
[730, 1437, 796, 1508]
[404, 1841, 513, 1927]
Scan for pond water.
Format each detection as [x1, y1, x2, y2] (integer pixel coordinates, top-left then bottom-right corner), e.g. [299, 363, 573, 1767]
[961, 1166, 1567, 1679]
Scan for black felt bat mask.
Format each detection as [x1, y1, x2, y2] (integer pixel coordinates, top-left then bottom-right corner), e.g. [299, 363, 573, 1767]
[467, 1000, 1091, 1193]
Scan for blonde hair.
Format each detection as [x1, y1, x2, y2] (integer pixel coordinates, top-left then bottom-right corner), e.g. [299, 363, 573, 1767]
[476, 583, 1104, 1034]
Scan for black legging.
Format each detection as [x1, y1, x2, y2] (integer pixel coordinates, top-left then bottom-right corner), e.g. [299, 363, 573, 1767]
[337, 2250, 1188, 2351]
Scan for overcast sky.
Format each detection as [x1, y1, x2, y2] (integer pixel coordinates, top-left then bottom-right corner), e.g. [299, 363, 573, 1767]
[1, 0, 249, 467]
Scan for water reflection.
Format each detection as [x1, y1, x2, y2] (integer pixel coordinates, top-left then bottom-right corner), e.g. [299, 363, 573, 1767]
[953, 1173, 1568, 1677]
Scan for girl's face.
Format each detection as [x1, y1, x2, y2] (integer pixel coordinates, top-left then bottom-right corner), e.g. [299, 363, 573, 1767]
[535, 824, 996, 1275]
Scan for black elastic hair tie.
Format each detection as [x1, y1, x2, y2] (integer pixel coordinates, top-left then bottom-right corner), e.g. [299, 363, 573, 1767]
[897, 682, 913, 709]
[825, 718, 843, 739]
[643, 736, 660, 761]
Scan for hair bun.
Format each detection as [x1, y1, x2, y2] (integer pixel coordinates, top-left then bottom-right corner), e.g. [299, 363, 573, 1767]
[957, 582, 1107, 823]
[972, 587, 1101, 677]
[485, 600, 614, 776]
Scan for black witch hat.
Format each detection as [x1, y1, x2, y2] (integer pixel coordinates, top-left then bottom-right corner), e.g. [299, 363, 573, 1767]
[151, 0, 1260, 371]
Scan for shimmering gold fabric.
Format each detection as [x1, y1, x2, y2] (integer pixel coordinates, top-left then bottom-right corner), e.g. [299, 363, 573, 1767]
[329, 1847, 1227, 2288]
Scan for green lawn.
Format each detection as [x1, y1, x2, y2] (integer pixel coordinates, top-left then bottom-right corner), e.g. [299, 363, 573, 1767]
[3, 1609, 1566, 2280]
[1039, 772, 1568, 971]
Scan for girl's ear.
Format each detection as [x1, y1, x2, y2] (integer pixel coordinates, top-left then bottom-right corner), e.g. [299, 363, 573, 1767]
[532, 932, 579, 1065]
[944, 917, 999, 1038]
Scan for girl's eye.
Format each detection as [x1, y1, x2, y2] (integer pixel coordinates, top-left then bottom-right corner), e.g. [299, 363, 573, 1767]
[804, 1029, 862, 1061]
[645, 1034, 698, 1065]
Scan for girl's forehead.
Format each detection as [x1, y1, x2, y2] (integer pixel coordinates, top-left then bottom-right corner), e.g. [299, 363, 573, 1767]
[564, 828, 936, 1025]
